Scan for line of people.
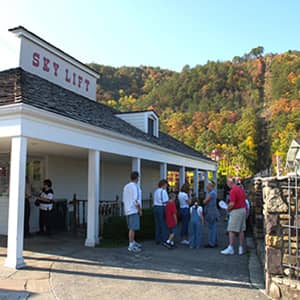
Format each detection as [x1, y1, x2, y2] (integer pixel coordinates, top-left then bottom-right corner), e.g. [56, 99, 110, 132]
[153, 180, 220, 249]
[122, 171, 220, 252]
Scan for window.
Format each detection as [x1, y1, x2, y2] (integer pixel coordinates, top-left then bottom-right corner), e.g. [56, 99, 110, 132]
[148, 118, 154, 136]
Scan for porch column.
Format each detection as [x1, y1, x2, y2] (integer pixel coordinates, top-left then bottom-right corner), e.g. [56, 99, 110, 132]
[132, 157, 141, 173]
[193, 169, 199, 198]
[85, 150, 100, 247]
[179, 166, 186, 187]
[213, 171, 218, 190]
[160, 163, 167, 179]
[132, 158, 141, 184]
[5, 136, 27, 269]
[203, 171, 209, 194]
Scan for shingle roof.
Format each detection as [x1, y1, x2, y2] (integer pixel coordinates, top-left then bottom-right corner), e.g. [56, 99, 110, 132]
[0, 68, 213, 163]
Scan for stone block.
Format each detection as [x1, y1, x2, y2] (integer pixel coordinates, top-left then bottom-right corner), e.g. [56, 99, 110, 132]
[266, 234, 282, 248]
[266, 214, 278, 234]
[279, 219, 289, 226]
[266, 247, 283, 274]
[294, 215, 300, 228]
[282, 254, 297, 265]
[266, 189, 288, 213]
[283, 267, 294, 277]
[279, 214, 289, 220]
[269, 281, 281, 299]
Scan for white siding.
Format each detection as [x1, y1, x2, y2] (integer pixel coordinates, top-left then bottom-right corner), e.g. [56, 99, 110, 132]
[0, 154, 161, 235]
[141, 164, 160, 200]
[0, 196, 8, 234]
[116, 113, 146, 133]
[47, 155, 88, 200]
[101, 161, 160, 201]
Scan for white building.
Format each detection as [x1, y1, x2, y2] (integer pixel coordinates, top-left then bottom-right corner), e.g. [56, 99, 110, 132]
[0, 26, 217, 269]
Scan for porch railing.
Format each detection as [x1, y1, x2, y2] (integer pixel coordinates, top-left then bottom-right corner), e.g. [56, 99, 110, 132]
[70, 193, 154, 237]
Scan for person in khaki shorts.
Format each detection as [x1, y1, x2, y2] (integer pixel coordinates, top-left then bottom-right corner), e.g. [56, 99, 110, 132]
[221, 177, 246, 256]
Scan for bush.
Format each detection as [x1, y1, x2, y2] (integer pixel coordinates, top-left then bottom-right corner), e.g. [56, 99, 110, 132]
[102, 208, 155, 241]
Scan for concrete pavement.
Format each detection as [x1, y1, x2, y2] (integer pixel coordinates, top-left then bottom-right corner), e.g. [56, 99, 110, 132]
[0, 222, 268, 300]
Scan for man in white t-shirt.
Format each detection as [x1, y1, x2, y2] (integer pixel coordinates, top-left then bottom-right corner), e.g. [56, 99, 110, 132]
[123, 171, 142, 252]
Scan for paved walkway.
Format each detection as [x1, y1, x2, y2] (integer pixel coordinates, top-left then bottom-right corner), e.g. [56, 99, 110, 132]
[0, 223, 268, 300]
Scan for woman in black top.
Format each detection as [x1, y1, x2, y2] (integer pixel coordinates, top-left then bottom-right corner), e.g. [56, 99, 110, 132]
[37, 179, 54, 235]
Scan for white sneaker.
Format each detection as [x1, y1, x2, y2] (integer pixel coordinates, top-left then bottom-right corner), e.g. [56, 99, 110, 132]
[220, 246, 234, 255]
[134, 241, 142, 248]
[180, 240, 189, 245]
[238, 246, 244, 255]
[128, 245, 141, 253]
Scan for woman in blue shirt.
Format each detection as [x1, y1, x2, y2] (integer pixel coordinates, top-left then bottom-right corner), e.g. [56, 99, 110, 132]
[203, 181, 219, 248]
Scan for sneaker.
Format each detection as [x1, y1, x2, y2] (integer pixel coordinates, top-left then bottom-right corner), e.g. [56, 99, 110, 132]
[180, 240, 190, 245]
[238, 246, 244, 255]
[220, 246, 234, 255]
[162, 241, 172, 249]
[128, 245, 141, 253]
[134, 241, 142, 248]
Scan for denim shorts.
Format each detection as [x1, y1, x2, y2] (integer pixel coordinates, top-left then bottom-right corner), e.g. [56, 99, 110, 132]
[126, 213, 140, 231]
[168, 226, 177, 234]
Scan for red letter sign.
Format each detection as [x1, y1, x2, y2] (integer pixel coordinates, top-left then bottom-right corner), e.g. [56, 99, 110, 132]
[65, 69, 71, 83]
[43, 57, 50, 72]
[32, 52, 40, 67]
[85, 79, 90, 92]
[53, 62, 59, 76]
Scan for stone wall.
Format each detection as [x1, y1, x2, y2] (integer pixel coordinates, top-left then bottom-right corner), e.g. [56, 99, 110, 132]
[250, 178, 300, 299]
[246, 179, 265, 266]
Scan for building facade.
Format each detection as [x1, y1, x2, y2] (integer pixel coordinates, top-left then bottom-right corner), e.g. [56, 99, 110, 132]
[0, 26, 217, 268]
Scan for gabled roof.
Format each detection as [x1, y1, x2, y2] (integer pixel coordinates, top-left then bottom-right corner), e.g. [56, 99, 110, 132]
[116, 110, 160, 119]
[0, 68, 213, 163]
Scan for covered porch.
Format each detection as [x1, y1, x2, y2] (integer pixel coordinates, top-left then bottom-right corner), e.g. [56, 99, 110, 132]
[0, 114, 216, 268]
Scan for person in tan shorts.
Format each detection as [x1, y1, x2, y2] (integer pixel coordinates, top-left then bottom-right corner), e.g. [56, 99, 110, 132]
[221, 178, 247, 255]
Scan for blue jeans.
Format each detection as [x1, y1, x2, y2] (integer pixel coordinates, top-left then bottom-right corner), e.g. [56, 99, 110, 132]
[180, 208, 189, 238]
[153, 206, 167, 242]
[208, 221, 217, 246]
[189, 221, 202, 248]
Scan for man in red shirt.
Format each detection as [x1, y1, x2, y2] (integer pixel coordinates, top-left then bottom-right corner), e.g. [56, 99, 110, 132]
[163, 193, 177, 249]
[221, 177, 246, 256]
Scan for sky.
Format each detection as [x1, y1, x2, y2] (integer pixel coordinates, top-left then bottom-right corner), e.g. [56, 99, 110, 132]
[1, 0, 300, 71]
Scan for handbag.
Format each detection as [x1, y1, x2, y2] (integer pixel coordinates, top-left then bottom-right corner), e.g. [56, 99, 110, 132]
[34, 199, 40, 207]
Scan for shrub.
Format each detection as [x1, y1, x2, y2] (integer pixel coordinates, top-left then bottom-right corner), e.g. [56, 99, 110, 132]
[102, 208, 155, 241]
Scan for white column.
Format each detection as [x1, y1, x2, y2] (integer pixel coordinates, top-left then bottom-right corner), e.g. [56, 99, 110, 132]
[132, 157, 141, 184]
[85, 150, 100, 247]
[95, 156, 101, 245]
[179, 166, 186, 187]
[5, 137, 27, 269]
[160, 163, 167, 179]
[193, 169, 199, 198]
[213, 171, 218, 190]
[132, 157, 141, 173]
[204, 171, 209, 194]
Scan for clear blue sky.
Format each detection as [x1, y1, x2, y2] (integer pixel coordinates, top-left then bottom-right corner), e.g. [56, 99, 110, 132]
[1, 0, 300, 71]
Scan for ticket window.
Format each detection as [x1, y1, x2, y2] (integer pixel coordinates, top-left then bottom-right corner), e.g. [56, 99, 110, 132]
[0, 156, 9, 197]
[26, 159, 45, 232]
[26, 159, 44, 196]
[0, 156, 44, 234]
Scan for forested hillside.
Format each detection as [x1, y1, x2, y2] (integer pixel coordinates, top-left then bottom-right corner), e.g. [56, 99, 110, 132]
[88, 47, 300, 178]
